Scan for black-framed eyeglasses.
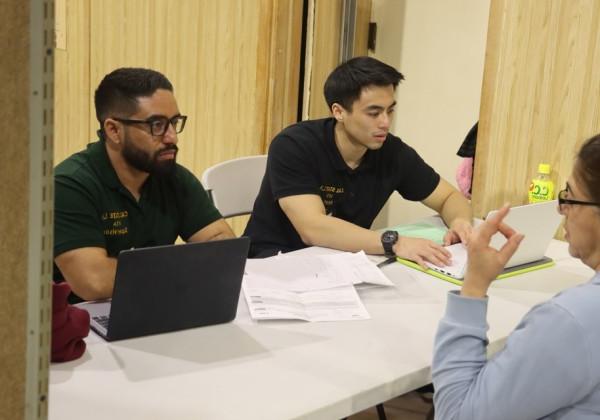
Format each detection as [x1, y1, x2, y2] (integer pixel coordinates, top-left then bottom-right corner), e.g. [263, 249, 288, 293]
[558, 188, 600, 210]
[113, 115, 187, 136]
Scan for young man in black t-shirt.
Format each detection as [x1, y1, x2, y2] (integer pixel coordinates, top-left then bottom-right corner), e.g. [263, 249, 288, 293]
[244, 57, 472, 266]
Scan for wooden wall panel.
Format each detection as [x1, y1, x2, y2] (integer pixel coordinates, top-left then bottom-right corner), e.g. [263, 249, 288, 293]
[306, 0, 343, 119]
[354, 0, 372, 57]
[2, 1, 53, 419]
[54, 0, 91, 165]
[1, 2, 30, 418]
[264, 0, 304, 146]
[88, 0, 265, 174]
[305, 0, 371, 119]
[473, 0, 600, 218]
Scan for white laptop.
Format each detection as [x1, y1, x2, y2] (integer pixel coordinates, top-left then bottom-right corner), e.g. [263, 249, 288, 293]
[488, 200, 562, 268]
[426, 200, 562, 279]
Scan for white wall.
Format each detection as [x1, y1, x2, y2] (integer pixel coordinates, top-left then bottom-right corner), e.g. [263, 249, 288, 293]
[370, 0, 490, 229]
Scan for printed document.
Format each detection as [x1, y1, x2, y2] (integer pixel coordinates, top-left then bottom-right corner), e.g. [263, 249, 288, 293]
[243, 285, 370, 321]
[244, 250, 392, 292]
[243, 251, 392, 321]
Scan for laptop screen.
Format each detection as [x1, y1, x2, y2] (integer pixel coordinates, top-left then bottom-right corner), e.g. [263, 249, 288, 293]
[487, 200, 562, 268]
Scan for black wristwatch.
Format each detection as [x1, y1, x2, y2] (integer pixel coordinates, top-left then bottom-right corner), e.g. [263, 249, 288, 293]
[381, 230, 399, 257]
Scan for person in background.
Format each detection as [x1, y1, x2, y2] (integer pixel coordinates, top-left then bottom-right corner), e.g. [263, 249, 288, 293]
[53, 68, 234, 302]
[244, 56, 472, 264]
[432, 134, 600, 419]
[455, 122, 478, 199]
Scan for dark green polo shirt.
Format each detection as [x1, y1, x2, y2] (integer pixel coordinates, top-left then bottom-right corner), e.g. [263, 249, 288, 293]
[53, 140, 222, 265]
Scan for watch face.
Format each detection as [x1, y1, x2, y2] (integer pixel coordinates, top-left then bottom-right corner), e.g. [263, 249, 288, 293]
[382, 230, 398, 256]
[382, 231, 398, 243]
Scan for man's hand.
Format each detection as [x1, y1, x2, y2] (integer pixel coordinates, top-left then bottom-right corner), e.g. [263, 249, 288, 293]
[443, 217, 473, 245]
[461, 204, 524, 298]
[393, 236, 452, 270]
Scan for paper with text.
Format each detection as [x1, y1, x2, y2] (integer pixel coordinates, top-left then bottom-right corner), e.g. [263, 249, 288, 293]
[244, 251, 393, 292]
[243, 284, 370, 321]
[243, 251, 391, 321]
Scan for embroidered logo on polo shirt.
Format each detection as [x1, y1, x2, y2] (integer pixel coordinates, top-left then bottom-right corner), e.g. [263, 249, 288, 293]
[319, 184, 344, 208]
[101, 210, 129, 236]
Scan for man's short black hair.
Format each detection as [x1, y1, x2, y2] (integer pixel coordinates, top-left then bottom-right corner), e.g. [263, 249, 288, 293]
[94, 67, 173, 127]
[323, 56, 404, 111]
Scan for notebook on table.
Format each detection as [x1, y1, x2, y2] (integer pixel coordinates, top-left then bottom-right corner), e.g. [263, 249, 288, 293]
[77, 237, 250, 341]
[397, 200, 562, 285]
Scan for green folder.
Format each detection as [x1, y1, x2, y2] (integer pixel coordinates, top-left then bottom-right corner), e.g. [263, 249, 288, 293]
[388, 222, 448, 245]
[396, 257, 556, 286]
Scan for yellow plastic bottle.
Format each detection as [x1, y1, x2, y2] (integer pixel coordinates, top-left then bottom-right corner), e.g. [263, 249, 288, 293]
[528, 163, 555, 203]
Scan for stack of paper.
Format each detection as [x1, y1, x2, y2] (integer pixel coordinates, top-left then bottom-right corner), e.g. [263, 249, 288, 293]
[243, 251, 393, 322]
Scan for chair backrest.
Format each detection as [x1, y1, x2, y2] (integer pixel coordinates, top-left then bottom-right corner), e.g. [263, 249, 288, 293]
[201, 155, 267, 218]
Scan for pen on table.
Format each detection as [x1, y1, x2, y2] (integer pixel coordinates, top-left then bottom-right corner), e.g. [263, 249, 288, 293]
[377, 257, 397, 268]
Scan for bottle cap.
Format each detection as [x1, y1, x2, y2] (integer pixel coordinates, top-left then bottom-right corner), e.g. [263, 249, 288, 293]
[538, 163, 551, 174]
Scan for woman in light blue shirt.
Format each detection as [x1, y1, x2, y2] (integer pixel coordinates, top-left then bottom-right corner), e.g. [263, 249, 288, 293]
[432, 134, 600, 419]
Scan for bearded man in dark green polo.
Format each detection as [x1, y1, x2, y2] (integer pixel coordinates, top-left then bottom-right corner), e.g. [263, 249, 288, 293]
[53, 68, 234, 302]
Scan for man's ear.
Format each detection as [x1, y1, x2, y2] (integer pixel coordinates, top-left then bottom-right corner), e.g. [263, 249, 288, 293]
[331, 103, 346, 122]
[103, 118, 122, 145]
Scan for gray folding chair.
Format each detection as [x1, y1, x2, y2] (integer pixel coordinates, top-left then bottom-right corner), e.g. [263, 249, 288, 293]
[201, 155, 267, 218]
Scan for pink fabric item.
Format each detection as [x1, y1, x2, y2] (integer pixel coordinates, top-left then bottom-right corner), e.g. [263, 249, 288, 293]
[51, 282, 90, 363]
[456, 157, 473, 199]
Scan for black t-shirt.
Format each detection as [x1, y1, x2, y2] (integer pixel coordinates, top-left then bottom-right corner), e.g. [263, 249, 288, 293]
[243, 118, 440, 257]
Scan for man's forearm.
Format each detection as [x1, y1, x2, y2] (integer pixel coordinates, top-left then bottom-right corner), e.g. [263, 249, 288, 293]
[203, 228, 235, 241]
[55, 247, 118, 301]
[188, 219, 235, 243]
[439, 190, 472, 227]
[63, 257, 117, 301]
[296, 214, 384, 254]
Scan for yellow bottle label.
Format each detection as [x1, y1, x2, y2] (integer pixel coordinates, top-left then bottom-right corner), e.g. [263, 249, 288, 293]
[528, 179, 555, 203]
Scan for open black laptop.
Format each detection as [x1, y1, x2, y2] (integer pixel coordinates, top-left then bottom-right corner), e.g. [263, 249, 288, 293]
[77, 237, 250, 341]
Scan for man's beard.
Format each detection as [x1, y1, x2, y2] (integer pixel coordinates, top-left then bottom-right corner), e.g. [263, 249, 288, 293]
[122, 138, 178, 177]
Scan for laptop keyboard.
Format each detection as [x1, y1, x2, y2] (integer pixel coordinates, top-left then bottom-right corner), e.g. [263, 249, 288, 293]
[93, 315, 110, 329]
